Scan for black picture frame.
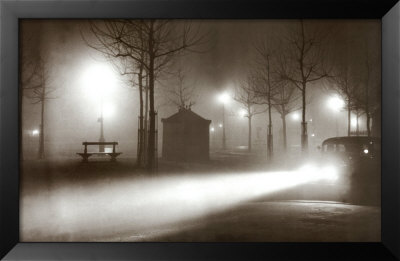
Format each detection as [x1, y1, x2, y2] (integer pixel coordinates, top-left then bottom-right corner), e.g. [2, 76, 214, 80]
[1, 0, 399, 260]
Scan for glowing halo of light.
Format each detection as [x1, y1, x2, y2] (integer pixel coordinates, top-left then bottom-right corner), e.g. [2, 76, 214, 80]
[218, 92, 230, 105]
[80, 63, 118, 101]
[327, 95, 345, 112]
[102, 103, 115, 119]
[239, 109, 247, 118]
[291, 112, 300, 121]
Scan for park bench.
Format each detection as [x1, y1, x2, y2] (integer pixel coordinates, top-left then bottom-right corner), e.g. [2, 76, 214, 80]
[77, 141, 122, 162]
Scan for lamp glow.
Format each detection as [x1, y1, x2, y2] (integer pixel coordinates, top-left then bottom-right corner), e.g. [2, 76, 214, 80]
[81, 63, 118, 100]
[292, 112, 300, 121]
[327, 96, 345, 112]
[239, 109, 247, 118]
[218, 92, 230, 105]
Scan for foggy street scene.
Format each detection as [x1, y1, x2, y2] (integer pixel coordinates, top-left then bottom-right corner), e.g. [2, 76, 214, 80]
[20, 19, 381, 242]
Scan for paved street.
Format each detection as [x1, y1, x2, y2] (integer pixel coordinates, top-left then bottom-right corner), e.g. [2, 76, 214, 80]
[141, 200, 380, 242]
[20, 156, 380, 242]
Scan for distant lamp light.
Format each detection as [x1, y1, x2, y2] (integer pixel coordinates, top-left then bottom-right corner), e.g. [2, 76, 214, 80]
[363, 149, 369, 154]
[210, 127, 215, 132]
[103, 103, 115, 118]
[291, 112, 300, 121]
[219, 123, 223, 128]
[218, 92, 230, 105]
[327, 95, 345, 112]
[351, 118, 358, 127]
[32, 129, 39, 136]
[309, 118, 313, 122]
[311, 133, 315, 137]
[239, 109, 247, 118]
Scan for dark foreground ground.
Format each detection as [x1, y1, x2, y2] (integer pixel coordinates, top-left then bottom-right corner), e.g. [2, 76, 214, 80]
[20, 151, 381, 242]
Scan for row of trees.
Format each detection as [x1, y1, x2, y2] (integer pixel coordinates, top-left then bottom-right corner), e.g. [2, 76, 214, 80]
[234, 21, 380, 159]
[21, 20, 380, 165]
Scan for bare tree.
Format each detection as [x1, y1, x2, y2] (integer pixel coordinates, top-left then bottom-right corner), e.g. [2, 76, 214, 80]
[234, 76, 265, 152]
[163, 65, 197, 110]
[279, 20, 330, 152]
[253, 39, 280, 161]
[353, 47, 380, 137]
[327, 63, 359, 136]
[118, 58, 148, 167]
[85, 20, 206, 171]
[21, 57, 55, 159]
[272, 82, 300, 152]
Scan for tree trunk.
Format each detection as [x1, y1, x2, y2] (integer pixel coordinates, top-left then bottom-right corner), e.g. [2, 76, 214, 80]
[282, 113, 287, 152]
[356, 113, 359, 135]
[144, 72, 149, 164]
[222, 103, 226, 150]
[147, 22, 156, 172]
[301, 85, 308, 152]
[38, 92, 45, 159]
[248, 115, 252, 152]
[347, 102, 351, 136]
[137, 63, 144, 167]
[365, 55, 371, 137]
[267, 101, 273, 161]
[366, 114, 371, 137]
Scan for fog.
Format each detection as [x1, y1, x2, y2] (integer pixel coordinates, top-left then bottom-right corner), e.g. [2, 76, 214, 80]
[20, 19, 380, 159]
[19, 19, 381, 242]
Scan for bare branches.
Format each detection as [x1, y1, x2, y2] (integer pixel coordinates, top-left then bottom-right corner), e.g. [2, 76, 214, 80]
[279, 20, 330, 92]
[162, 65, 198, 109]
[21, 57, 56, 104]
[234, 75, 265, 118]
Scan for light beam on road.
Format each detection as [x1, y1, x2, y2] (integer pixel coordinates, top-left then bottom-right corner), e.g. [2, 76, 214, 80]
[21, 164, 338, 241]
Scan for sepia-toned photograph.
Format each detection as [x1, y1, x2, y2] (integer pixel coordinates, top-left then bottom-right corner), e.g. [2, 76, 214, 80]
[20, 19, 381, 242]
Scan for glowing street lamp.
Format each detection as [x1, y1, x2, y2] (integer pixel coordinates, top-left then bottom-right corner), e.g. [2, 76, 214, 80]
[218, 92, 230, 150]
[32, 129, 39, 136]
[218, 92, 230, 105]
[83, 63, 117, 152]
[239, 109, 247, 118]
[291, 112, 300, 121]
[327, 95, 345, 136]
[327, 96, 345, 112]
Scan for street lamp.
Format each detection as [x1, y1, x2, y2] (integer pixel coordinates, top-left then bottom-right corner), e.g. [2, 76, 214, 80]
[291, 112, 300, 121]
[218, 92, 230, 150]
[327, 95, 345, 136]
[82, 63, 117, 152]
[239, 109, 247, 118]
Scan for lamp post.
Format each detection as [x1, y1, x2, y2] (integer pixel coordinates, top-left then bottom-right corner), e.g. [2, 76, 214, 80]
[218, 92, 230, 150]
[327, 95, 345, 136]
[98, 99, 105, 152]
[82, 63, 118, 153]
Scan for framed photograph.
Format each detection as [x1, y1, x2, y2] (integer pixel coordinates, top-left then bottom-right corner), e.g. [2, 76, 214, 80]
[1, 0, 400, 260]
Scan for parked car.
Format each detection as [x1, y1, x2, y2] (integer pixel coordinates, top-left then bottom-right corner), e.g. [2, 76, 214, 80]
[320, 136, 381, 205]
